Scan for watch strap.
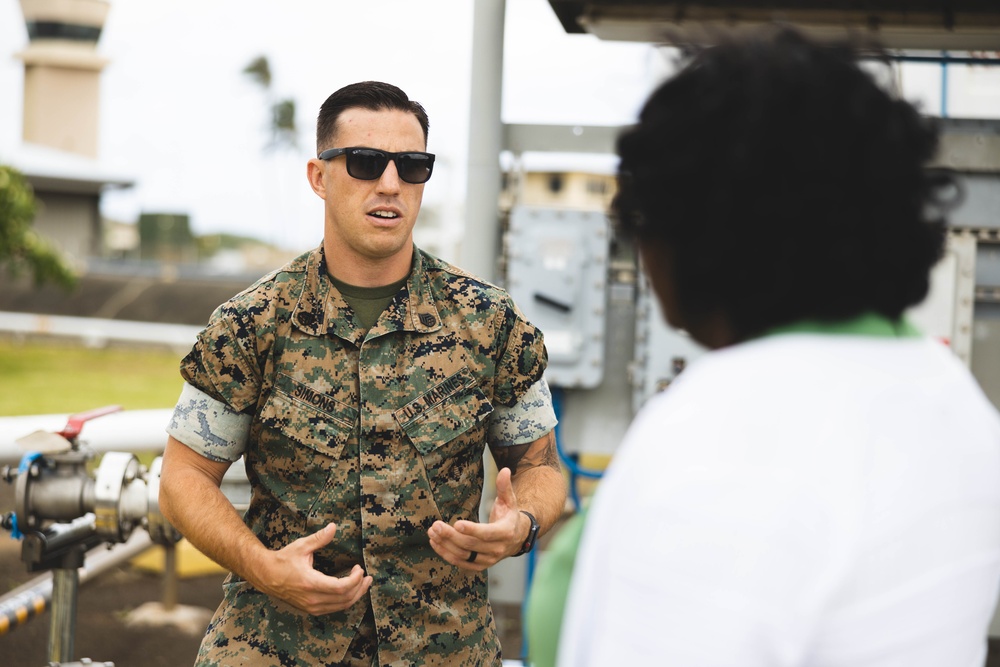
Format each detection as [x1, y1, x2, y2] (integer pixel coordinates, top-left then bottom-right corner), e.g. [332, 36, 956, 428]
[513, 510, 539, 557]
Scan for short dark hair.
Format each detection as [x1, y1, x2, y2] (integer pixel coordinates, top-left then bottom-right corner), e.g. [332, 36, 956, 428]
[614, 26, 951, 341]
[315, 81, 430, 152]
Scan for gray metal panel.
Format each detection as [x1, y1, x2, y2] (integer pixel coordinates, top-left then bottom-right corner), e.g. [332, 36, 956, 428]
[506, 207, 610, 388]
[631, 272, 707, 414]
[935, 119, 1000, 173]
[976, 246, 1000, 286]
[908, 232, 977, 366]
[557, 280, 638, 457]
[950, 175, 1000, 229]
[973, 319, 1000, 423]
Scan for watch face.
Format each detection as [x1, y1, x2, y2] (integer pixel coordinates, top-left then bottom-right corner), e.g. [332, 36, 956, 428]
[519, 510, 540, 555]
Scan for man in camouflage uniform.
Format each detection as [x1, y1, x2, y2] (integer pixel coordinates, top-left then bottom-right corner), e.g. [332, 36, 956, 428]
[159, 81, 567, 666]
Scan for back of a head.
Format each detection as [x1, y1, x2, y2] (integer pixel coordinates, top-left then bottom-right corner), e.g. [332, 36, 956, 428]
[615, 26, 950, 341]
[316, 81, 430, 152]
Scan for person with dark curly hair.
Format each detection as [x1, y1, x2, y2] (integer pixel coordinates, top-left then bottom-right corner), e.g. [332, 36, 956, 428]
[530, 26, 1000, 667]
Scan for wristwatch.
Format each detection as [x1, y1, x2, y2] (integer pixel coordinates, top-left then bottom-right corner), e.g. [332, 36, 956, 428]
[513, 510, 540, 557]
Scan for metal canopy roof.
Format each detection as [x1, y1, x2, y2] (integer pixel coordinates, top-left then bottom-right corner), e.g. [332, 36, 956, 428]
[1, 143, 134, 195]
[546, 1, 1000, 50]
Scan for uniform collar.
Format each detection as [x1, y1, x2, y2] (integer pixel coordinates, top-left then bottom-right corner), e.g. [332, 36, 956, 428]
[762, 312, 921, 339]
[291, 245, 442, 343]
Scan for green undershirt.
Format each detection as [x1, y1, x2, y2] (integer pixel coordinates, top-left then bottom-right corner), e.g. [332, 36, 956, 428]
[763, 311, 921, 339]
[329, 274, 408, 331]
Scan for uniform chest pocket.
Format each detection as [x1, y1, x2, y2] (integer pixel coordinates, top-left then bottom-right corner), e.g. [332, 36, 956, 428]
[255, 375, 359, 516]
[258, 373, 358, 458]
[394, 368, 494, 455]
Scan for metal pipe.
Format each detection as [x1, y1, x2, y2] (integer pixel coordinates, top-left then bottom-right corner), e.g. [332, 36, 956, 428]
[0, 531, 153, 636]
[0, 408, 174, 465]
[941, 51, 950, 118]
[0, 311, 199, 349]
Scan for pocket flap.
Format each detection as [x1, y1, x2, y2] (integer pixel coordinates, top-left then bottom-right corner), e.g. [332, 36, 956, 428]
[394, 368, 494, 455]
[259, 373, 358, 457]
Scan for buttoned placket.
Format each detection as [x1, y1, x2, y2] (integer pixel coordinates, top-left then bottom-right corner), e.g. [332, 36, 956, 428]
[287, 247, 496, 664]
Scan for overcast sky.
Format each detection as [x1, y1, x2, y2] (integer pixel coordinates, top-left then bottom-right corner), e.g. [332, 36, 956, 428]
[1, 0, 998, 256]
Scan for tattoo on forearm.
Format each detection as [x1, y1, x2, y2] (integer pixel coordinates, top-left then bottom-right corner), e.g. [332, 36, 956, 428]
[493, 443, 529, 473]
[495, 431, 560, 475]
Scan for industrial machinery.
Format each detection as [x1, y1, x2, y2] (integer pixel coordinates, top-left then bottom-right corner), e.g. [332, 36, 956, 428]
[1, 405, 180, 665]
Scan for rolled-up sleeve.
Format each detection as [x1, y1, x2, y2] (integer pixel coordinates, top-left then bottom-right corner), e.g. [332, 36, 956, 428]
[166, 382, 250, 462]
[489, 377, 558, 447]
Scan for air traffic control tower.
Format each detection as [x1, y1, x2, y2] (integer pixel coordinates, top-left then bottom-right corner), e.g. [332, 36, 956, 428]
[16, 0, 110, 158]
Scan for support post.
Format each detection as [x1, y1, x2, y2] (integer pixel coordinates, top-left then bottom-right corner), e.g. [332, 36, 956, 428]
[48, 567, 79, 662]
[162, 541, 179, 611]
[461, 0, 507, 281]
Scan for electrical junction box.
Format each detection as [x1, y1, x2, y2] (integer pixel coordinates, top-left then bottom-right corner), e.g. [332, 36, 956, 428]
[630, 272, 707, 414]
[505, 207, 610, 389]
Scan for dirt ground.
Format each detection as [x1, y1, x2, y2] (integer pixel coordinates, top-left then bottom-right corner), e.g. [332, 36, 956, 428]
[0, 471, 223, 667]
[0, 539, 225, 666]
[0, 482, 524, 667]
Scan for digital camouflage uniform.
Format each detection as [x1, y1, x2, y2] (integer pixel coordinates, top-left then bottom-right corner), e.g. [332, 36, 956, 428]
[168, 245, 549, 667]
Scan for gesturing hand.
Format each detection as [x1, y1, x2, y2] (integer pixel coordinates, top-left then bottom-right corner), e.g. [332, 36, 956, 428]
[255, 523, 373, 615]
[427, 467, 527, 571]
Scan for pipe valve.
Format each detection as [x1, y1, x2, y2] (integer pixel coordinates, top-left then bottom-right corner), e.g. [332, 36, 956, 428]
[1, 407, 180, 571]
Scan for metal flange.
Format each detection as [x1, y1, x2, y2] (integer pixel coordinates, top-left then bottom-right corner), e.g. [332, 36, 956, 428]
[145, 457, 181, 546]
[93, 452, 141, 542]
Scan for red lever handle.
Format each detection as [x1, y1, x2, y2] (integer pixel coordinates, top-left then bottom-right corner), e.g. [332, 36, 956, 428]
[57, 405, 123, 439]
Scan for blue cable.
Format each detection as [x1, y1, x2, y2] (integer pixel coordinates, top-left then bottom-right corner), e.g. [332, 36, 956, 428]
[520, 540, 538, 662]
[520, 386, 605, 662]
[551, 388, 603, 513]
[10, 451, 43, 540]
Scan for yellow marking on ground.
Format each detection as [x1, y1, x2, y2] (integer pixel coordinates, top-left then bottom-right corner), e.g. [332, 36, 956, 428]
[130, 539, 227, 577]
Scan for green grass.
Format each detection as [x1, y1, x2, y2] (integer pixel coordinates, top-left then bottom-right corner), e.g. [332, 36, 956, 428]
[0, 339, 185, 416]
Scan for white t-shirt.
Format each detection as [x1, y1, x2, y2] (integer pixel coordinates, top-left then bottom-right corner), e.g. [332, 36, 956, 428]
[559, 333, 1000, 667]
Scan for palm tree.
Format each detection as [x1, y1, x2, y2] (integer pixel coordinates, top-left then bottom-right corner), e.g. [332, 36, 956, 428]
[243, 55, 298, 152]
[241, 55, 301, 249]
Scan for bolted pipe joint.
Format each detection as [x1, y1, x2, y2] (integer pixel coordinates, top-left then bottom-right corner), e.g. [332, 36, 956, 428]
[93, 452, 142, 542]
[144, 456, 181, 546]
[90, 452, 179, 545]
[4, 450, 180, 547]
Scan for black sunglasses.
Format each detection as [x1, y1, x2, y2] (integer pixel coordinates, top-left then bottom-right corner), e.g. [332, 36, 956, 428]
[318, 147, 435, 184]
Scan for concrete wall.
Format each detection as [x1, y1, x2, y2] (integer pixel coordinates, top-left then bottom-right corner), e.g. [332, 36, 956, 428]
[33, 190, 101, 265]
